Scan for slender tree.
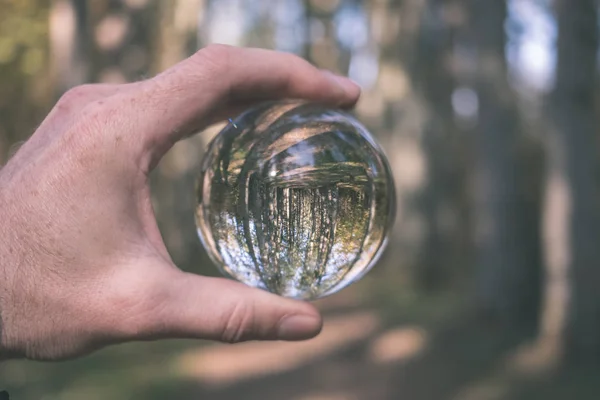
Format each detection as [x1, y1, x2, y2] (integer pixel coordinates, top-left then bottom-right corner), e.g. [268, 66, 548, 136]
[551, 0, 600, 363]
[413, 0, 472, 291]
[0, 0, 52, 162]
[49, 0, 90, 95]
[87, 0, 158, 83]
[470, 0, 543, 333]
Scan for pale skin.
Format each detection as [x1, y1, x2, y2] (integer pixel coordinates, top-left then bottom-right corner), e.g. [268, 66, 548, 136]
[0, 44, 361, 361]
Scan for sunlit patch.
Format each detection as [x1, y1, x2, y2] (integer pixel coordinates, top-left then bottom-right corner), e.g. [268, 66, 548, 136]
[452, 381, 510, 400]
[505, 338, 561, 376]
[204, 0, 245, 46]
[293, 391, 358, 400]
[98, 68, 127, 84]
[95, 14, 129, 51]
[368, 326, 428, 364]
[389, 138, 427, 193]
[355, 90, 386, 120]
[378, 63, 409, 101]
[452, 86, 479, 121]
[173, 311, 380, 386]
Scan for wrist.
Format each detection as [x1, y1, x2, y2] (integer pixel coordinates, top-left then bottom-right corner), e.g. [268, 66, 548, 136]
[0, 305, 7, 361]
[0, 204, 19, 360]
[0, 274, 20, 361]
[0, 205, 6, 359]
[0, 240, 9, 361]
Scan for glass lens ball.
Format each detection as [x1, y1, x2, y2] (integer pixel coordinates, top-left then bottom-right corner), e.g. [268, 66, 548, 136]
[195, 100, 396, 300]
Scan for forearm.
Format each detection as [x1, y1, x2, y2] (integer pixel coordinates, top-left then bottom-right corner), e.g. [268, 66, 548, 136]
[0, 200, 7, 360]
[0, 192, 17, 361]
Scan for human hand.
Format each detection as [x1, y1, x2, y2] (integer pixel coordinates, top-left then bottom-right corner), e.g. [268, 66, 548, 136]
[0, 45, 360, 361]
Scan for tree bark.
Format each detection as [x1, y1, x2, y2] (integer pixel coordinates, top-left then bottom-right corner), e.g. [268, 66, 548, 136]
[551, 0, 600, 364]
[413, 0, 472, 291]
[87, 0, 159, 83]
[49, 0, 90, 95]
[470, 0, 543, 333]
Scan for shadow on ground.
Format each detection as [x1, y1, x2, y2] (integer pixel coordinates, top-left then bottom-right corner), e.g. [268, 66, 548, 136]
[133, 316, 600, 400]
[3, 284, 600, 400]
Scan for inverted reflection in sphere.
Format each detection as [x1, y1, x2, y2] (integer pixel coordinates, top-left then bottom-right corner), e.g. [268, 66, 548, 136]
[195, 100, 395, 300]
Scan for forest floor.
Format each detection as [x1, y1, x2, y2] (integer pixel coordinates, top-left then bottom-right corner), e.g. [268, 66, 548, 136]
[2, 272, 600, 400]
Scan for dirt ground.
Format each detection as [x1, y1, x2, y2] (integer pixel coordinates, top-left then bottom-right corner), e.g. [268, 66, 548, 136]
[3, 280, 599, 400]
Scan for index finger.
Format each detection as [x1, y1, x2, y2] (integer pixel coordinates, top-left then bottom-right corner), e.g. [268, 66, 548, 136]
[112, 45, 361, 169]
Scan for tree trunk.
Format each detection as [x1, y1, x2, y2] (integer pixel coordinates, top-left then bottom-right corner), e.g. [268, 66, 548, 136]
[0, 0, 53, 162]
[154, 0, 203, 72]
[470, 0, 543, 333]
[49, 0, 90, 95]
[413, 0, 472, 291]
[551, 0, 600, 364]
[87, 0, 159, 83]
[150, 0, 213, 273]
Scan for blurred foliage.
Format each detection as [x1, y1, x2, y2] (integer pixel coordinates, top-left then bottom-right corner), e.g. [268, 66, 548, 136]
[2, 0, 600, 399]
[0, 0, 48, 74]
[0, 0, 51, 162]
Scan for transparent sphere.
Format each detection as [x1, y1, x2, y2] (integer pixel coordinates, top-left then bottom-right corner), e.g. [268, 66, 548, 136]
[195, 100, 396, 300]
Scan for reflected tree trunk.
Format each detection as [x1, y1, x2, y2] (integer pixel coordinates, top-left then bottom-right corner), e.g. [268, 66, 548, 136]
[470, 0, 542, 333]
[551, 0, 600, 363]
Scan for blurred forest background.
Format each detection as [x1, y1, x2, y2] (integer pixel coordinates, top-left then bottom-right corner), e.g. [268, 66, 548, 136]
[2, 0, 600, 399]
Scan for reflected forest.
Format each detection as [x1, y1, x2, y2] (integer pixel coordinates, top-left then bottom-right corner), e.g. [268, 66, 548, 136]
[196, 100, 396, 300]
[2, 0, 600, 399]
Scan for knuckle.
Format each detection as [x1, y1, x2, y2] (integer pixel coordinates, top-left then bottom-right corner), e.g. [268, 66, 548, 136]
[61, 103, 107, 147]
[58, 98, 140, 174]
[150, 43, 233, 100]
[57, 84, 96, 108]
[65, 98, 123, 145]
[54, 87, 115, 146]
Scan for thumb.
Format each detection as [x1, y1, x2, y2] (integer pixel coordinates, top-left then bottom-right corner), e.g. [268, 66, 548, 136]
[142, 270, 323, 343]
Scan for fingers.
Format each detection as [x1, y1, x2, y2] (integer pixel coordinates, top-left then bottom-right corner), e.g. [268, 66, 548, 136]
[125, 269, 323, 343]
[121, 45, 361, 169]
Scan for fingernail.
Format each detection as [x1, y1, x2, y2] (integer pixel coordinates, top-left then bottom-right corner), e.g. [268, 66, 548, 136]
[323, 71, 361, 97]
[277, 314, 322, 340]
